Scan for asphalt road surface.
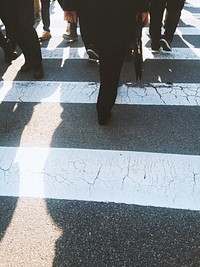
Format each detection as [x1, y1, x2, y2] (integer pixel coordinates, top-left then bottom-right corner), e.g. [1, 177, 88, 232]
[0, 1, 200, 266]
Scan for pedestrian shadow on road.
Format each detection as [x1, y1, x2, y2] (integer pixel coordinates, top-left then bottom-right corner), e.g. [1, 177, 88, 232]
[0, 101, 36, 245]
[45, 198, 200, 266]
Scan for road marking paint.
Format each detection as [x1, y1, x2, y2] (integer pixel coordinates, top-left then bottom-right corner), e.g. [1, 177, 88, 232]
[1, 81, 200, 106]
[0, 146, 199, 210]
[35, 47, 200, 60]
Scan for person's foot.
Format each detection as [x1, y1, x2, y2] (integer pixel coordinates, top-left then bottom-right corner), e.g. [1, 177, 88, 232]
[86, 44, 99, 62]
[62, 32, 78, 42]
[33, 64, 44, 79]
[98, 112, 111, 126]
[151, 41, 161, 53]
[39, 31, 52, 41]
[159, 38, 171, 52]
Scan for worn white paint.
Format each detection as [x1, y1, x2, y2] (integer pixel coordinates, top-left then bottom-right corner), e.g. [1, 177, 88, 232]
[0, 146, 199, 210]
[1, 81, 200, 106]
[38, 47, 200, 60]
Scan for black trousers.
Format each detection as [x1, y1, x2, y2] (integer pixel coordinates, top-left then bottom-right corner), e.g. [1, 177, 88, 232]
[97, 45, 127, 116]
[40, 0, 51, 32]
[76, 0, 137, 116]
[40, 0, 64, 32]
[149, 0, 185, 43]
[0, 0, 42, 67]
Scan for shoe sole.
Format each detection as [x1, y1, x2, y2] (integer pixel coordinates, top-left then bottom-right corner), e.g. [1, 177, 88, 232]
[151, 49, 160, 54]
[87, 49, 99, 60]
[62, 34, 78, 42]
[160, 39, 171, 51]
[88, 58, 99, 63]
[39, 38, 51, 41]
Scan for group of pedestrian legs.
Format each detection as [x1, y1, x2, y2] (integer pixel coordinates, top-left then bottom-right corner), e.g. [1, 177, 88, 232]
[34, 0, 78, 42]
[62, 0, 185, 125]
[0, 0, 43, 79]
[0, 0, 186, 124]
[149, 0, 186, 53]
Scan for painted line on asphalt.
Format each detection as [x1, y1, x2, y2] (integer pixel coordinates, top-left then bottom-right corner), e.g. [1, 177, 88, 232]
[1, 81, 200, 106]
[37, 47, 200, 60]
[0, 146, 199, 210]
[42, 27, 200, 39]
[143, 27, 200, 36]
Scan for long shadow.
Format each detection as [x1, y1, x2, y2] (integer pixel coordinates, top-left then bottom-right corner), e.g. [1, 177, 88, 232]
[0, 100, 36, 241]
[0, 27, 30, 238]
[0, 39, 65, 245]
[0, 0, 89, 245]
[45, 199, 200, 266]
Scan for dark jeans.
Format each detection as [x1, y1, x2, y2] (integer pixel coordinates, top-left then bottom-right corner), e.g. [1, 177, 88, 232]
[40, 0, 64, 32]
[40, 0, 51, 32]
[0, 0, 42, 67]
[149, 0, 185, 43]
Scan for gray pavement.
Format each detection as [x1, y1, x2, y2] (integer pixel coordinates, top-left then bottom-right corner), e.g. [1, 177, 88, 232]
[0, 1, 200, 266]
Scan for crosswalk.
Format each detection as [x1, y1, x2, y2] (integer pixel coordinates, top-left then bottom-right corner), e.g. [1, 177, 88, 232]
[1, 0, 199, 209]
[0, 1, 200, 265]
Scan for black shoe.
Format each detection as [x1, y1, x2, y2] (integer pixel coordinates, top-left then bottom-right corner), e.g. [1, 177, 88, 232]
[62, 32, 78, 42]
[20, 62, 32, 72]
[98, 112, 111, 126]
[33, 65, 44, 79]
[160, 38, 171, 52]
[87, 44, 99, 61]
[151, 41, 161, 53]
[3, 39, 13, 63]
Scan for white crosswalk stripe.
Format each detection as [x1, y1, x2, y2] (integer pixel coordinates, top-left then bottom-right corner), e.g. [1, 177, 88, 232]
[0, 146, 200, 210]
[0, 0, 200, 212]
[1, 81, 200, 106]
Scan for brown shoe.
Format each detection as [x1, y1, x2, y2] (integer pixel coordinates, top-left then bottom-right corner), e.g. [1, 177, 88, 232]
[39, 31, 52, 41]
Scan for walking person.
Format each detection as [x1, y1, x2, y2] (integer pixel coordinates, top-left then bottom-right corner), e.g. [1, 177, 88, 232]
[39, 0, 77, 42]
[0, 0, 44, 79]
[63, 0, 149, 125]
[149, 0, 186, 52]
[39, 0, 52, 41]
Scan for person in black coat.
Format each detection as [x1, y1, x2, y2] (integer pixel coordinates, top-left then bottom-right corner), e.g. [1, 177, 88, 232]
[0, 0, 43, 79]
[62, 0, 149, 125]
